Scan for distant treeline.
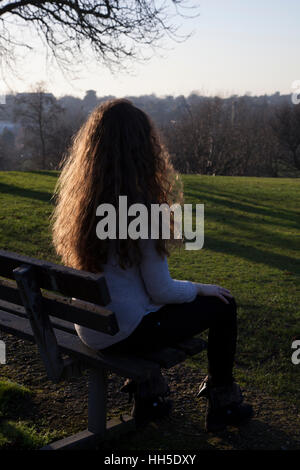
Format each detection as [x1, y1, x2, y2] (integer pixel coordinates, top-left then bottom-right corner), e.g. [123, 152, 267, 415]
[1, 87, 299, 177]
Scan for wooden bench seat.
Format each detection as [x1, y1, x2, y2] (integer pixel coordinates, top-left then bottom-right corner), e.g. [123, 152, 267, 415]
[0, 249, 207, 450]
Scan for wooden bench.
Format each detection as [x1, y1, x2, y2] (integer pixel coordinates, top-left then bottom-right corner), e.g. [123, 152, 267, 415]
[0, 249, 207, 450]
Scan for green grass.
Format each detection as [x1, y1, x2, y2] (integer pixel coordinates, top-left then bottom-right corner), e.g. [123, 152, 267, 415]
[0, 379, 59, 449]
[0, 171, 299, 448]
[0, 170, 60, 260]
[0, 421, 54, 450]
[176, 175, 300, 402]
[0, 379, 32, 417]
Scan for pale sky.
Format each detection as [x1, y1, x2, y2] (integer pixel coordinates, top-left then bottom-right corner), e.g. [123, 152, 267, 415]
[2, 0, 300, 99]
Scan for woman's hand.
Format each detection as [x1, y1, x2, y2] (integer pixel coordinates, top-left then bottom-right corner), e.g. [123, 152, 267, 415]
[193, 283, 234, 304]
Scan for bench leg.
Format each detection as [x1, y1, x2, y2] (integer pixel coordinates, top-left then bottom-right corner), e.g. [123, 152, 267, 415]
[88, 367, 108, 436]
[41, 367, 136, 450]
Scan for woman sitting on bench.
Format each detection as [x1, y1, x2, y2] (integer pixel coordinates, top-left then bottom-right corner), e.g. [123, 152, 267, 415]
[51, 98, 253, 432]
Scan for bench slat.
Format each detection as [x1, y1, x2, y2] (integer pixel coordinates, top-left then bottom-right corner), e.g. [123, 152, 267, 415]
[0, 278, 118, 336]
[0, 250, 110, 305]
[0, 299, 76, 334]
[41, 415, 135, 450]
[0, 298, 208, 355]
[42, 296, 118, 336]
[0, 309, 160, 380]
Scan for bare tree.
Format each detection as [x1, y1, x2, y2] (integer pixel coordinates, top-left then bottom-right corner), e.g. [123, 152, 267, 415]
[0, 127, 16, 169]
[162, 94, 285, 177]
[14, 82, 65, 169]
[0, 1, 198, 76]
[271, 104, 300, 171]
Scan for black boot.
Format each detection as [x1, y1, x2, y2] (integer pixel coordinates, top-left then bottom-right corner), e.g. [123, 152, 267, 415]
[197, 375, 253, 432]
[120, 374, 172, 427]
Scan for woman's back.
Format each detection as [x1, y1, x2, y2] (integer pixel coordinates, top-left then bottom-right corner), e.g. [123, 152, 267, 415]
[75, 239, 197, 350]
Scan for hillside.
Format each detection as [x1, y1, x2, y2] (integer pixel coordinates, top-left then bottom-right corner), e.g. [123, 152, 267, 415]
[0, 171, 299, 450]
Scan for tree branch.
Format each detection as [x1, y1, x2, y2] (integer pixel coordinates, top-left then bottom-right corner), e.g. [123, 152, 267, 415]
[0, 0, 199, 75]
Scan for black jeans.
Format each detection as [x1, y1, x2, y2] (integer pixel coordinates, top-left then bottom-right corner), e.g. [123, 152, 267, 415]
[105, 295, 238, 386]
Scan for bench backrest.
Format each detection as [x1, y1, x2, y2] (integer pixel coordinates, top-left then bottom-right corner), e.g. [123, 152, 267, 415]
[0, 250, 119, 381]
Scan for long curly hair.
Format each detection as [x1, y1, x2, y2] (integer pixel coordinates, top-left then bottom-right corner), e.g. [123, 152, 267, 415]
[51, 98, 182, 273]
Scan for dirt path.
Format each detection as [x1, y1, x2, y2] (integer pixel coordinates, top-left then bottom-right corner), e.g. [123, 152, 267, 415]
[1, 332, 299, 450]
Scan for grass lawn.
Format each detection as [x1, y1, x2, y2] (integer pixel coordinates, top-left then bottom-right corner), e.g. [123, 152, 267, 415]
[0, 171, 299, 449]
[179, 175, 300, 400]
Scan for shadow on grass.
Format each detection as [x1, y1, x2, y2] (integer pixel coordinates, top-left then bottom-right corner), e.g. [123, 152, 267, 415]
[100, 410, 300, 451]
[0, 382, 37, 423]
[205, 236, 299, 274]
[203, 210, 300, 254]
[26, 171, 59, 178]
[0, 182, 53, 203]
[185, 186, 299, 227]
[219, 417, 300, 450]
